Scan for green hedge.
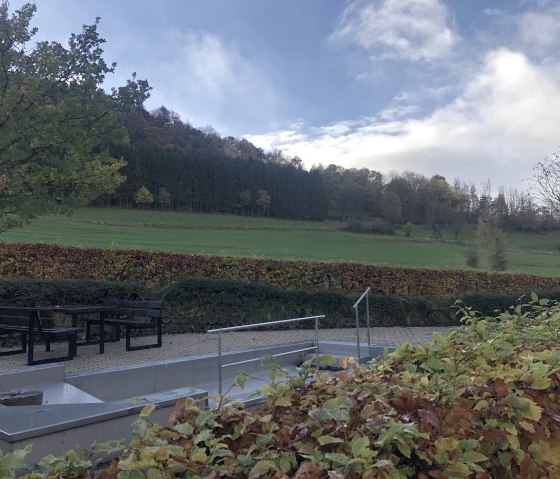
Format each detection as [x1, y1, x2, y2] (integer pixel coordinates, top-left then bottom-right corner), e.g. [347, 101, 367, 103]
[0, 277, 148, 307]
[2, 276, 560, 334]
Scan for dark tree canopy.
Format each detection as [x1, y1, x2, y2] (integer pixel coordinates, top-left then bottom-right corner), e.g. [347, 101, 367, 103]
[0, 2, 149, 231]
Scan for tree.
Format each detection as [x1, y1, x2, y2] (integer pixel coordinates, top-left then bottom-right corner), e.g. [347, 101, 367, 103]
[532, 151, 560, 213]
[158, 187, 172, 210]
[476, 217, 508, 271]
[238, 190, 251, 215]
[0, 2, 149, 232]
[134, 185, 154, 208]
[256, 189, 270, 216]
[381, 191, 402, 224]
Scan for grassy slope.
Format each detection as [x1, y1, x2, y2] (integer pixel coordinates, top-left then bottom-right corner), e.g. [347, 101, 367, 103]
[2, 208, 560, 277]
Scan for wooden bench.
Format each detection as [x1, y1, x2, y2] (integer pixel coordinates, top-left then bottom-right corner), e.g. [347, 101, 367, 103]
[85, 300, 163, 351]
[0, 307, 80, 365]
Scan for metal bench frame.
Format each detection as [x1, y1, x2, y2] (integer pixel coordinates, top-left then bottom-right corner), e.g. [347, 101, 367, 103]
[85, 300, 163, 351]
[0, 307, 79, 365]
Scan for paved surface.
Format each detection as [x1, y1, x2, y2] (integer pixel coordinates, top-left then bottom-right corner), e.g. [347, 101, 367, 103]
[0, 327, 455, 374]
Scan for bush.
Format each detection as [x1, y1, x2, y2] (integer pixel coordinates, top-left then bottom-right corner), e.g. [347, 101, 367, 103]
[0, 277, 148, 306]
[342, 219, 395, 235]
[6, 276, 560, 335]
[464, 247, 480, 268]
[403, 221, 415, 237]
[14, 295, 560, 477]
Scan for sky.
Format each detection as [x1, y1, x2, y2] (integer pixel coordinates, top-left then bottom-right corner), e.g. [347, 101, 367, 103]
[9, 0, 560, 192]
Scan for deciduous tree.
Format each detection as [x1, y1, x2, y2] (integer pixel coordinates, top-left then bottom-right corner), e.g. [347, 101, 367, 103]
[476, 217, 508, 271]
[532, 151, 560, 213]
[134, 185, 154, 208]
[256, 189, 270, 215]
[0, 2, 149, 231]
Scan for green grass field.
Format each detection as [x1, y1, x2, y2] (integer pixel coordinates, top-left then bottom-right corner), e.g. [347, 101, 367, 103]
[2, 208, 560, 277]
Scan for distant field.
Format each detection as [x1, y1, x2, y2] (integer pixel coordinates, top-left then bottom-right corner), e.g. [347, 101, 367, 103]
[2, 208, 560, 277]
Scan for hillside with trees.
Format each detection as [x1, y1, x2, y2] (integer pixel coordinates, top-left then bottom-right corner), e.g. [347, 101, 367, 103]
[100, 107, 558, 235]
[102, 108, 327, 220]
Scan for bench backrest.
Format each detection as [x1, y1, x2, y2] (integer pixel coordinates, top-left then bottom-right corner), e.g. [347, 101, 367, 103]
[0, 307, 54, 331]
[103, 300, 163, 321]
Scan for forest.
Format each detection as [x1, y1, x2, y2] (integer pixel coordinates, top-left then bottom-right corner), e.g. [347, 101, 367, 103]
[100, 107, 557, 233]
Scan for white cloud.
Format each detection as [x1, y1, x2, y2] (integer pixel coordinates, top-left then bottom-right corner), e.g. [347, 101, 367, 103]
[151, 30, 277, 133]
[247, 49, 560, 190]
[330, 0, 459, 63]
[516, 7, 560, 54]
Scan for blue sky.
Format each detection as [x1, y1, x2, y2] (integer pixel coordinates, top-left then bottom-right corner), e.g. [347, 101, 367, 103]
[11, 0, 560, 192]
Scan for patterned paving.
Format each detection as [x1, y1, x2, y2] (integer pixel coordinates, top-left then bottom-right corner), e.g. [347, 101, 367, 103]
[0, 327, 455, 374]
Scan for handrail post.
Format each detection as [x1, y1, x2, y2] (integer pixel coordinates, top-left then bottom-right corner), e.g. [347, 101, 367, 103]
[314, 316, 319, 358]
[366, 292, 371, 357]
[217, 331, 223, 395]
[355, 305, 361, 360]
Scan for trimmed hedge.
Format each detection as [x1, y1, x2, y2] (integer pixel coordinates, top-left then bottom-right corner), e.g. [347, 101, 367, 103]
[2, 276, 560, 333]
[2, 242, 560, 299]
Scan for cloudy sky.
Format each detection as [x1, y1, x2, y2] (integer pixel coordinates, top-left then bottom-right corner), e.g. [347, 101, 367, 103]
[10, 0, 560, 191]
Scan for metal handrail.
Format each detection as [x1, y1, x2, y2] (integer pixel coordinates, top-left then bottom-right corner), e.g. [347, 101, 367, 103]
[208, 315, 324, 394]
[353, 287, 371, 359]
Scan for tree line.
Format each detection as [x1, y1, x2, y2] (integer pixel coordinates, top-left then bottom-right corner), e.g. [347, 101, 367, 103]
[98, 107, 558, 235]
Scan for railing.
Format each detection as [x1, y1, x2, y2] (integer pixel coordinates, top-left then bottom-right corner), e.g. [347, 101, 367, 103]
[353, 287, 371, 360]
[207, 315, 325, 395]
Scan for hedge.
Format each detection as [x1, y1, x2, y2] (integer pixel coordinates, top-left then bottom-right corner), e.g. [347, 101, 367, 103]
[2, 242, 560, 299]
[1, 276, 560, 333]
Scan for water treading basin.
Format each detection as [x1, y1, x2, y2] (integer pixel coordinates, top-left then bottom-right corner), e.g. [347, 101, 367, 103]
[0, 340, 394, 464]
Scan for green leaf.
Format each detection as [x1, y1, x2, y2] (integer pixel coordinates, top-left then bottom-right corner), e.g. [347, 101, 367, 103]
[318, 435, 344, 446]
[195, 410, 214, 427]
[350, 436, 370, 457]
[463, 451, 488, 464]
[248, 460, 273, 479]
[237, 455, 254, 466]
[194, 429, 214, 444]
[531, 376, 550, 390]
[174, 423, 194, 435]
[424, 356, 446, 372]
[396, 439, 412, 458]
[325, 452, 349, 466]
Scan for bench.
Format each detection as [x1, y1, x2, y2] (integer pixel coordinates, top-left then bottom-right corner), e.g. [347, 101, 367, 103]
[84, 300, 163, 351]
[0, 307, 80, 365]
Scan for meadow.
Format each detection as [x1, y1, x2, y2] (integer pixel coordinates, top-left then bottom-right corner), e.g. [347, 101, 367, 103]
[2, 208, 560, 277]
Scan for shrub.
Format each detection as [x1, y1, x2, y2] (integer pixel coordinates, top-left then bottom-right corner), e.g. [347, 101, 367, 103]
[464, 247, 480, 268]
[15, 295, 560, 477]
[403, 221, 415, 237]
[342, 219, 395, 235]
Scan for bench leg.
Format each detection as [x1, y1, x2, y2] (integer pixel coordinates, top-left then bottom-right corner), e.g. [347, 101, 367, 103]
[27, 332, 34, 366]
[21, 332, 27, 353]
[125, 322, 163, 352]
[69, 334, 77, 358]
[85, 321, 92, 342]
